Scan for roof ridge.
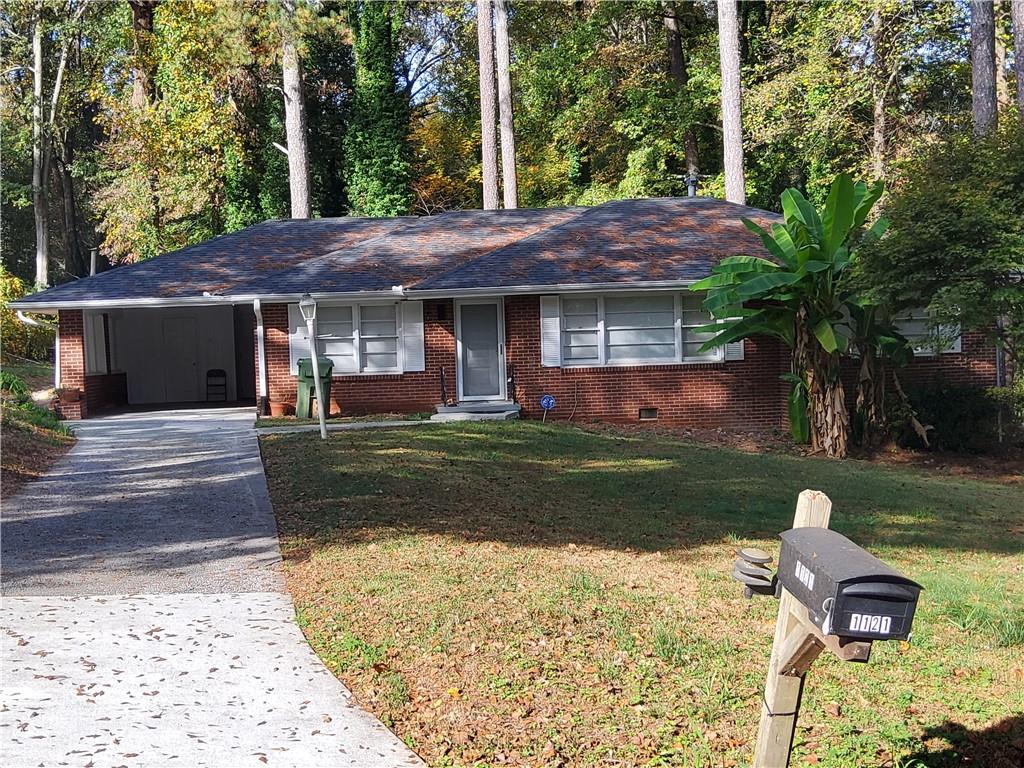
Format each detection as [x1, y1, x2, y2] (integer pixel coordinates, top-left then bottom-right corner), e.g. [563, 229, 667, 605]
[408, 205, 591, 290]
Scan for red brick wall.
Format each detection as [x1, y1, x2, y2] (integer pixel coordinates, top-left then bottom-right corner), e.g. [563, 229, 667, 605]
[900, 330, 997, 388]
[258, 297, 1001, 428]
[504, 295, 791, 428]
[56, 310, 87, 419]
[261, 300, 457, 414]
[85, 372, 128, 414]
[56, 311, 130, 419]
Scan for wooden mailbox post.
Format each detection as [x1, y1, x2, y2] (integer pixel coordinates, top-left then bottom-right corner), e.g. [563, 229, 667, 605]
[752, 490, 873, 768]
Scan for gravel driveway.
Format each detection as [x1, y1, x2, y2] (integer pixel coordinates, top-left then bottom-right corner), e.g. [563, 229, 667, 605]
[0, 407, 422, 768]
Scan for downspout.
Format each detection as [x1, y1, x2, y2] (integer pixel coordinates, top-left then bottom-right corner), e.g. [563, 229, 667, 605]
[253, 298, 269, 417]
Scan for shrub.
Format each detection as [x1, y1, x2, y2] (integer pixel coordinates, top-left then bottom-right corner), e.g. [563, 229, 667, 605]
[897, 384, 1011, 453]
[0, 371, 31, 404]
[1, 269, 54, 363]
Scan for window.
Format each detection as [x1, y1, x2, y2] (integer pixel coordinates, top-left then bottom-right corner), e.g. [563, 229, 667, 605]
[605, 295, 676, 361]
[557, 293, 725, 367]
[288, 302, 402, 374]
[893, 309, 961, 355]
[358, 304, 399, 372]
[561, 297, 599, 364]
[680, 293, 720, 361]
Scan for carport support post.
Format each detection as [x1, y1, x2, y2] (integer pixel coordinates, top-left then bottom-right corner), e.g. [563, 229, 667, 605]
[299, 294, 328, 440]
[753, 489, 833, 768]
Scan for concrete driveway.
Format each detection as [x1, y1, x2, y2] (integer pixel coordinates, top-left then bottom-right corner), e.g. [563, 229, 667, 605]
[1, 408, 422, 768]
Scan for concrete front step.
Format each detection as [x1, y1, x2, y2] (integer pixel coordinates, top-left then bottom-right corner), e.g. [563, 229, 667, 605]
[430, 410, 519, 422]
[434, 401, 521, 414]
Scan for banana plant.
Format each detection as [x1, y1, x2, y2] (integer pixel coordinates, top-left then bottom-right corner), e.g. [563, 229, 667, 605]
[690, 174, 888, 458]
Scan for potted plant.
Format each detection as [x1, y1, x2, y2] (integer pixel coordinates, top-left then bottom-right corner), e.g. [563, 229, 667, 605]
[268, 400, 292, 417]
[55, 386, 82, 404]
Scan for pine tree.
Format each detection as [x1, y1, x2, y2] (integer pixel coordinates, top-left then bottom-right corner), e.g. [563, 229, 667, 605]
[345, 1, 412, 217]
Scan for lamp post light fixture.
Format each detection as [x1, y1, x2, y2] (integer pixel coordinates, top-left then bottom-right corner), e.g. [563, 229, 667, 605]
[298, 293, 328, 440]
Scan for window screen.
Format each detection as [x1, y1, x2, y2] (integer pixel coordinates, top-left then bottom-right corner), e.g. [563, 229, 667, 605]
[604, 295, 676, 361]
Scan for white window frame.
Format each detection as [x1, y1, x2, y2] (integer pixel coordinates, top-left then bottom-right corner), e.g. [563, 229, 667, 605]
[288, 301, 405, 375]
[558, 292, 725, 368]
[893, 309, 962, 356]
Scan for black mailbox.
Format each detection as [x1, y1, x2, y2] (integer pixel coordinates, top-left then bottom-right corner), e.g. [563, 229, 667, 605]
[777, 528, 922, 641]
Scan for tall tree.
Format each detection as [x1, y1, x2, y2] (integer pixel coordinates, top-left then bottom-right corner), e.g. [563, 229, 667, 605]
[1013, 0, 1024, 112]
[717, 0, 745, 204]
[345, 1, 412, 216]
[281, 0, 311, 219]
[971, 0, 997, 136]
[663, 1, 700, 181]
[476, 0, 499, 209]
[31, 0, 47, 287]
[493, 0, 517, 208]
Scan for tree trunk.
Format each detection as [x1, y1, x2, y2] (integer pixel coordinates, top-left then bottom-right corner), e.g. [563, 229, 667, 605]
[493, 0, 518, 209]
[32, 0, 48, 288]
[663, 1, 699, 178]
[58, 136, 87, 278]
[870, 5, 896, 182]
[716, 0, 745, 204]
[129, 0, 162, 247]
[128, 1, 158, 107]
[476, 0, 499, 210]
[796, 306, 848, 458]
[995, 1, 1012, 109]
[971, 0, 998, 136]
[281, 0, 311, 219]
[1011, 0, 1024, 112]
[855, 347, 887, 449]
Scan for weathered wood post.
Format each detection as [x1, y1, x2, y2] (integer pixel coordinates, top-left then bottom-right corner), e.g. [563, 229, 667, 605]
[743, 489, 921, 767]
[753, 489, 831, 766]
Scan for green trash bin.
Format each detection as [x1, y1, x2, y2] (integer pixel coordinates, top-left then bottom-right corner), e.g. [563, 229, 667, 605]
[296, 356, 334, 419]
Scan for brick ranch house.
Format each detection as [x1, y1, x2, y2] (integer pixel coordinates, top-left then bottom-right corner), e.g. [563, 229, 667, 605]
[12, 197, 996, 424]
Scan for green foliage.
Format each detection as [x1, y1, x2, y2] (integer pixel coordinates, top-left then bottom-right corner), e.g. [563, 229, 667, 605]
[2, 397, 71, 436]
[345, 1, 412, 217]
[897, 385, 1005, 454]
[856, 119, 1024, 370]
[0, 371, 31, 402]
[691, 174, 903, 455]
[0, 269, 54, 362]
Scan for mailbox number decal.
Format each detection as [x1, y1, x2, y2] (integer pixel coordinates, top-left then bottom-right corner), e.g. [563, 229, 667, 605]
[793, 560, 815, 591]
[848, 613, 892, 634]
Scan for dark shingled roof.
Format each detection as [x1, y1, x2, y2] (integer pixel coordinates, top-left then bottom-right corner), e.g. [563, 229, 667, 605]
[13, 197, 780, 308]
[231, 207, 584, 295]
[413, 197, 780, 291]
[13, 217, 412, 306]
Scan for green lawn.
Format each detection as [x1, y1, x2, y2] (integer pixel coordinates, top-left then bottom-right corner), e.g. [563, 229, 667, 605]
[261, 422, 1023, 768]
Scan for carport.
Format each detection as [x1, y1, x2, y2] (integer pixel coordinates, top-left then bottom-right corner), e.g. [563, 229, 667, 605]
[79, 304, 255, 406]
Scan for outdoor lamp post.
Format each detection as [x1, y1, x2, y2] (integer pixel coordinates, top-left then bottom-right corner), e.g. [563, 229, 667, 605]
[298, 293, 328, 440]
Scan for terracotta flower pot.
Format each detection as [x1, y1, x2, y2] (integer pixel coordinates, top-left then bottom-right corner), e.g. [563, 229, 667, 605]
[329, 397, 342, 417]
[57, 388, 82, 404]
[268, 400, 290, 417]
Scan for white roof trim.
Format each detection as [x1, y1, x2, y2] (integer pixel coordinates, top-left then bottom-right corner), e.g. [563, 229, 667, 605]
[406, 280, 698, 299]
[9, 289, 408, 312]
[10, 280, 703, 311]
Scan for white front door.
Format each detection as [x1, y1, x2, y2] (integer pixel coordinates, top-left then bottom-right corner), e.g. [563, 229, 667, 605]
[162, 316, 199, 402]
[456, 299, 506, 401]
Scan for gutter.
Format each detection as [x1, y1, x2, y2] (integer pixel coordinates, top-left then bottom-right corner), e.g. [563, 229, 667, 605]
[8, 287, 407, 313]
[11, 280, 703, 312]
[405, 279, 699, 299]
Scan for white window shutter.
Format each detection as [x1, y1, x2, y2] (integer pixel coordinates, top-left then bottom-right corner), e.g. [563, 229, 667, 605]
[287, 303, 308, 374]
[401, 301, 425, 371]
[725, 339, 744, 361]
[540, 295, 561, 367]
